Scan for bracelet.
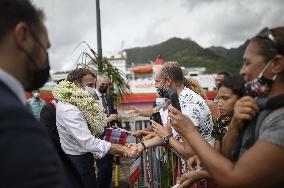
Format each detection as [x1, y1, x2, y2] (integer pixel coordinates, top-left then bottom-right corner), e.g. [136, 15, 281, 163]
[163, 133, 173, 144]
[140, 140, 147, 150]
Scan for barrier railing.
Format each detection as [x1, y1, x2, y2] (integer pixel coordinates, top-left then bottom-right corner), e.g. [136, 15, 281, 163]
[129, 117, 209, 188]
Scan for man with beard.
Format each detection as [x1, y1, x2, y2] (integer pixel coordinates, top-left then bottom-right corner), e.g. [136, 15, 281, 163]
[215, 72, 231, 90]
[0, 0, 81, 187]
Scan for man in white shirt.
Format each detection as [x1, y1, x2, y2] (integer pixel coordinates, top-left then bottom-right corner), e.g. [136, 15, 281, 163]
[56, 68, 135, 188]
[134, 62, 214, 173]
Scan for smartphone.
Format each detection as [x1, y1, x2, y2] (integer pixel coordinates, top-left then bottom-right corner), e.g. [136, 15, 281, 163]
[167, 88, 181, 111]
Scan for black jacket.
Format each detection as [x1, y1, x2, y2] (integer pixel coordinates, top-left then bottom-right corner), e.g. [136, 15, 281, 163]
[0, 80, 82, 188]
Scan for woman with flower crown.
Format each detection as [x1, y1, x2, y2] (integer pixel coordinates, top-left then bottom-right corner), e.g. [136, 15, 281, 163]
[53, 68, 138, 188]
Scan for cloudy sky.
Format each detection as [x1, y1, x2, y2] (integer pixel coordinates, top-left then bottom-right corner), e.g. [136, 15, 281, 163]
[34, 0, 284, 71]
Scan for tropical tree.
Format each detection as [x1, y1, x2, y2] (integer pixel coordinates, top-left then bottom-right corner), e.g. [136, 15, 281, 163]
[74, 42, 130, 101]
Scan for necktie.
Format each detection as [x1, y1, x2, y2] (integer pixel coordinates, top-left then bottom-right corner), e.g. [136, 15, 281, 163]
[101, 95, 108, 115]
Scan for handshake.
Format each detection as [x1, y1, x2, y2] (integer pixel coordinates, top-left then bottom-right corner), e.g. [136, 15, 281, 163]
[121, 143, 145, 159]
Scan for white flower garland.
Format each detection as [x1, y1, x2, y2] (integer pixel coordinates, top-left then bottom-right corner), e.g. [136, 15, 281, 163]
[53, 80, 107, 136]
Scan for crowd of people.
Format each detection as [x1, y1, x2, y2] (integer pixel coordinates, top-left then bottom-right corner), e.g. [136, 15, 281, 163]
[0, 0, 284, 188]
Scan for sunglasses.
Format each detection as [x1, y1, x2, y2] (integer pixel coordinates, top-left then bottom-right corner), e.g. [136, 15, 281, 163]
[257, 27, 277, 43]
[256, 27, 283, 55]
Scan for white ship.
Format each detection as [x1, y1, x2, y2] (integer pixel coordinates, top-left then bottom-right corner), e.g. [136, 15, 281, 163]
[40, 54, 217, 111]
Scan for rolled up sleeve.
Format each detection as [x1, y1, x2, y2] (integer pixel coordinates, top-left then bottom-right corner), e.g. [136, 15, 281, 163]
[62, 108, 111, 158]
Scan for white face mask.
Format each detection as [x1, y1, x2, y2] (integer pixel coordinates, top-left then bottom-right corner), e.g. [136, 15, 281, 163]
[156, 97, 167, 108]
[33, 92, 40, 99]
[85, 86, 96, 95]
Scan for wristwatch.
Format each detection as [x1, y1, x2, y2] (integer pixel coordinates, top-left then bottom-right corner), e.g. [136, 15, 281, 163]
[140, 140, 147, 150]
[163, 133, 173, 144]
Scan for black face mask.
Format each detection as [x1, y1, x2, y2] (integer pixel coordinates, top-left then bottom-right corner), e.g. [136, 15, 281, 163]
[25, 52, 50, 92]
[216, 83, 221, 90]
[99, 85, 108, 94]
[23, 31, 50, 92]
[158, 88, 170, 98]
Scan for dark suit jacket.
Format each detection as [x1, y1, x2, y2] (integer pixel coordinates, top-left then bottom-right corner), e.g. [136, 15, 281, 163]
[95, 93, 122, 129]
[0, 80, 74, 188]
[40, 102, 60, 145]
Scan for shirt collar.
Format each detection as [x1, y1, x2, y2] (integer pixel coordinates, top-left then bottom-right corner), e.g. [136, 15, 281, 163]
[0, 68, 26, 104]
[95, 89, 103, 97]
[179, 86, 188, 97]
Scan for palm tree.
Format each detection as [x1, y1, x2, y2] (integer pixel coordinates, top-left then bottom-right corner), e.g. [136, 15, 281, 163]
[74, 42, 130, 101]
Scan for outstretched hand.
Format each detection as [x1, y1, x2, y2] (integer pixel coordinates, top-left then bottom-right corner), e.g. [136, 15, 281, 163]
[152, 120, 170, 138]
[124, 143, 142, 158]
[128, 106, 141, 119]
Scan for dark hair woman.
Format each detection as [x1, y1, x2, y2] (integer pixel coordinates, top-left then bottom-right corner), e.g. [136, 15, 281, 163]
[170, 26, 284, 188]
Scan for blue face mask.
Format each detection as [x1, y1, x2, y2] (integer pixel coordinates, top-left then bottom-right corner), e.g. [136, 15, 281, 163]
[156, 98, 167, 108]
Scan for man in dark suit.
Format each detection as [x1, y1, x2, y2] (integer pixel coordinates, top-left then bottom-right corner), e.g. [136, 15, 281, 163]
[95, 74, 122, 188]
[0, 0, 81, 187]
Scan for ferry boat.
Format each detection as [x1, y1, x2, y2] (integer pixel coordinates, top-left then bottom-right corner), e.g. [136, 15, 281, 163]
[28, 54, 217, 112]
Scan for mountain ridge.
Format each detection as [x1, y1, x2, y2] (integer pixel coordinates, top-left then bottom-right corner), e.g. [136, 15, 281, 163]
[124, 37, 247, 73]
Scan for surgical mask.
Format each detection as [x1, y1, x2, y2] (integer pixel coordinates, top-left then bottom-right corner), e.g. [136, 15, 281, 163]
[99, 85, 108, 94]
[33, 92, 40, 99]
[85, 86, 96, 95]
[156, 98, 167, 108]
[245, 60, 277, 98]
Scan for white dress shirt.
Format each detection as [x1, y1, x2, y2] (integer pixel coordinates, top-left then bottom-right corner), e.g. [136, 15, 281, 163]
[95, 89, 103, 101]
[56, 101, 111, 158]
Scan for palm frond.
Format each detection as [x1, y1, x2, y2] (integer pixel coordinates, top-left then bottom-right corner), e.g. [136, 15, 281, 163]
[74, 42, 131, 101]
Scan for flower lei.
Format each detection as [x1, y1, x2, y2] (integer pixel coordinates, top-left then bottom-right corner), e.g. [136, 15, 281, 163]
[53, 80, 107, 136]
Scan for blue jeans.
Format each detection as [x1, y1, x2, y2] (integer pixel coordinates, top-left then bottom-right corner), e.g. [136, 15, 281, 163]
[67, 153, 97, 188]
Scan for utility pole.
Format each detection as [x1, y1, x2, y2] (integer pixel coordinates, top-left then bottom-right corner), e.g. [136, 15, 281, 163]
[96, 0, 102, 60]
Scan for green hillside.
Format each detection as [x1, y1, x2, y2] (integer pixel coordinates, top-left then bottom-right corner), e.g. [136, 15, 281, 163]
[125, 37, 245, 73]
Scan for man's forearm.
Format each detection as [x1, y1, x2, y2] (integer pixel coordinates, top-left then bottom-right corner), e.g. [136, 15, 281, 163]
[143, 135, 163, 148]
[137, 109, 153, 117]
[139, 106, 160, 117]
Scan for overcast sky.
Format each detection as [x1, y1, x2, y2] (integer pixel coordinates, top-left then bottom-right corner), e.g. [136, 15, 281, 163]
[34, 0, 284, 71]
